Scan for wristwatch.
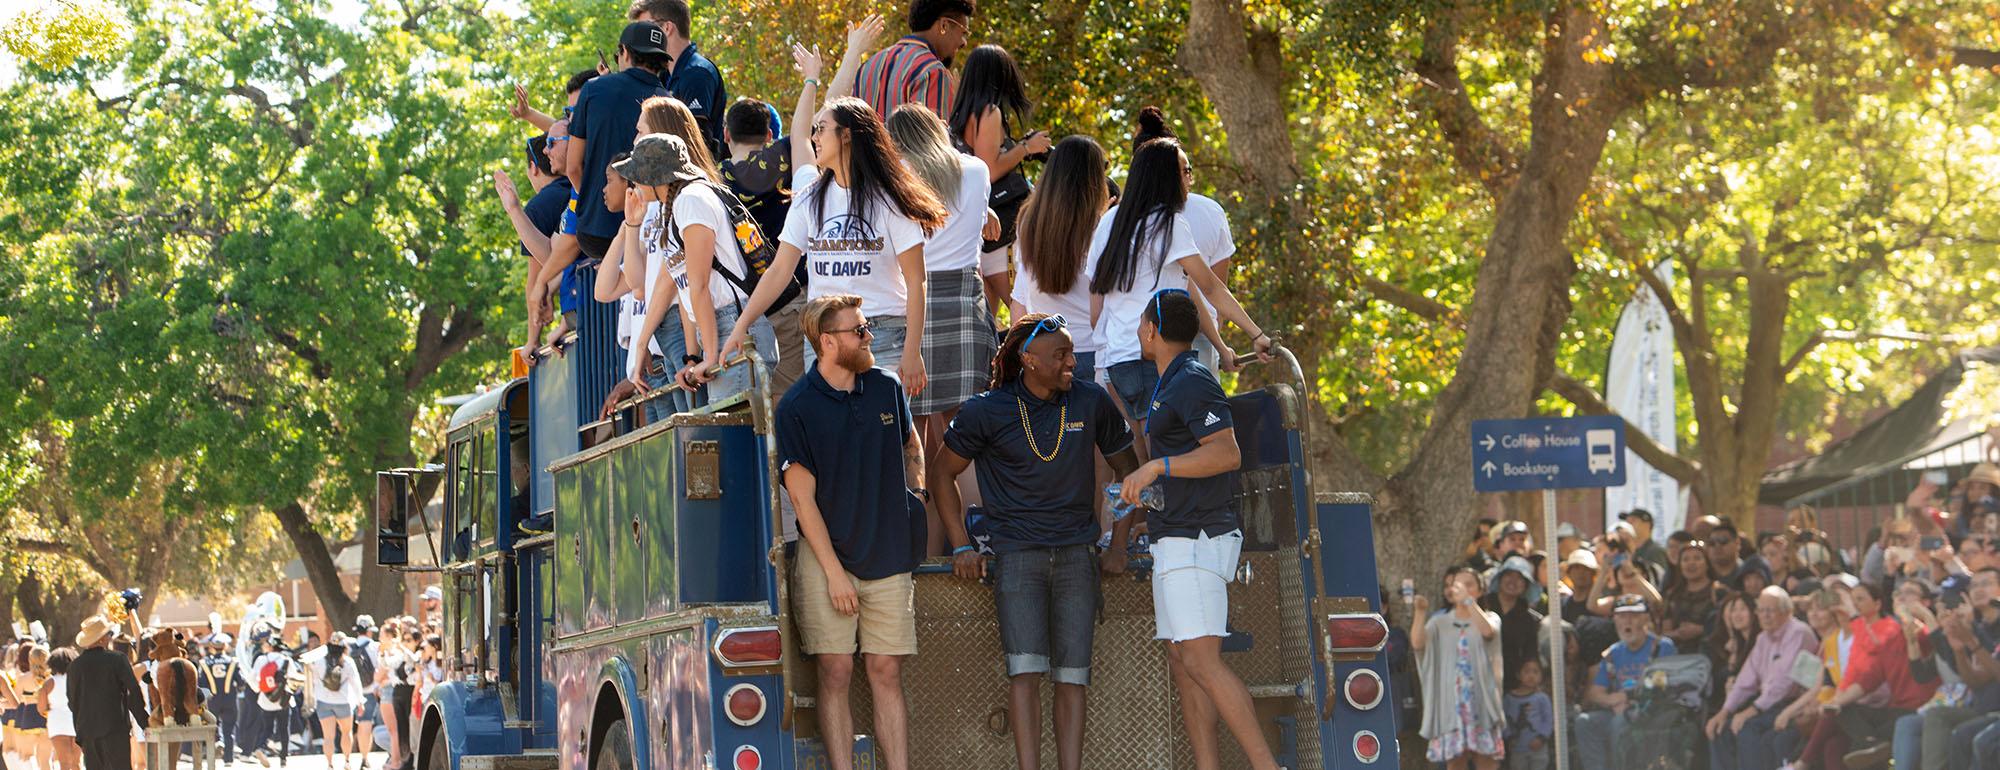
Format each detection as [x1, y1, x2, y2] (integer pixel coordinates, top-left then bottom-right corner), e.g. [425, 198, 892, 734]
[912, 488, 932, 503]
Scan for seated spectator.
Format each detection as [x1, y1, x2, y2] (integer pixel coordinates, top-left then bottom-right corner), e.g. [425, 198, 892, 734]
[1555, 522, 1584, 563]
[1661, 540, 1727, 651]
[1768, 588, 1854, 766]
[1761, 531, 1797, 578]
[1621, 509, 1672, 579]
[1692, 515, 1724, 541]
[1890, 570, 2000, 770]
[1801, 582, 1936, 770]
[1740, 559, 1775, 600]
[1491, 520, 1532, 566]
[1504, 657, 1553, 770]
[1708, 590, 1761, 705]
[1560, 549, 1616, 662]
[1480, 556, 1546, 692]
[1588, 556, 1664, 624]
[1412, 566, 1507, 770]
[1575, 595, 1676, 770]
[1668, 529, 1696, 568]
[1708, 587, 1816, 770]
[1708, 520, 1749, 588]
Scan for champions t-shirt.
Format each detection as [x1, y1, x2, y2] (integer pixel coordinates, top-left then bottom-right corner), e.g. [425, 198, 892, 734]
[1084, 205, 1202, 367]
[780, 166, 928, 319]
[921, 154, 992, 273]
[663, 184, 753, 329]
[1145, 350, 1238, 539]
[944, 379, 1133, 551]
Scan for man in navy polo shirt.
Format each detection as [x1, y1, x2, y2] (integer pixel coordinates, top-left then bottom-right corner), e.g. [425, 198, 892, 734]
[526, 21, 671, 346]
[1115, 288, 1280, 770]
[776, 293, 927, 770]
[932, 313, 1141, 770]
[627, 0, 727, 157]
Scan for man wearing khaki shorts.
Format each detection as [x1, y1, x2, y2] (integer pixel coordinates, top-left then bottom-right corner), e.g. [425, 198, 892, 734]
[776, 294, 928, 770]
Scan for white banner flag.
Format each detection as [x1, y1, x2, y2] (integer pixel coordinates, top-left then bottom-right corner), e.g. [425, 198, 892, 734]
[1604, 260, 1687, 538]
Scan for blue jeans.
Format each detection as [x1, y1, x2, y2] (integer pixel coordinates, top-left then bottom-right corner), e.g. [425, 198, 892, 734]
[1896, 712, 1925, 770]
[1711, 703, 1785, 770]
[644, 311, 692, 423]
[1573, 709, 1629, 770]
[696, 300, 777, 406]
[1072, 350, 1097, 385]
[1949, 713, 1999, 770]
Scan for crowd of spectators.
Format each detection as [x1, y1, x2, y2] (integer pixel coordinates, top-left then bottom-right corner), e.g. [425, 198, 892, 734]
[1400, 462, 2000, 770]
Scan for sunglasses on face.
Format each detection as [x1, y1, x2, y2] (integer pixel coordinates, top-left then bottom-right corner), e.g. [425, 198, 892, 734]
[823, 322, 874, 340]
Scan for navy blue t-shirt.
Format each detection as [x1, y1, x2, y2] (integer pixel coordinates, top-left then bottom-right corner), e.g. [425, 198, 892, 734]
[776, 366, 924, 580]
[944, 379, 1133, 552]
[664, 43, 727, 155]
[520, 177, 571, 257]
[569, 67, 667, 239]
[1145, 350, 1238, 538]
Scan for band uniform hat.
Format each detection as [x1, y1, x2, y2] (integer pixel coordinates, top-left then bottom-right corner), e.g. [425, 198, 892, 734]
[613, 133, 706, 187]
[619, 21, 668, 56]
[76, 615, 115, 647]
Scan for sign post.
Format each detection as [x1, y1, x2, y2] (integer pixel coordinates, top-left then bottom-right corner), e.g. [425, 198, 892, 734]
[1472, 416, 1626, 770]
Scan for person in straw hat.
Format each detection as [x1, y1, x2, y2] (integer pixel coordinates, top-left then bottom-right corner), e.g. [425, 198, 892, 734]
[64, 616, 146, 770]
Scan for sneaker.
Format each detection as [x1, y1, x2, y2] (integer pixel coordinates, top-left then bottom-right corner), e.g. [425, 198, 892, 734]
[1844, 740, 1893, 769]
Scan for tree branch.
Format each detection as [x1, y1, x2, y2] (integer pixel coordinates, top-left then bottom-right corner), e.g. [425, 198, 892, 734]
[1955, 47, 2000, 72]
[1779, 329, 1825, 379]
[5, 537, 122, 585]
[1360, 275, 1461, 326]
[1413, 5, 1521, 197]
[1547, 371, 1702, 484]
[264, 322, 332, 381]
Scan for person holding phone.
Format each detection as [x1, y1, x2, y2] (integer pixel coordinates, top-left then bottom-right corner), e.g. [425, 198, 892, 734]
[948, 43, 1052, 315]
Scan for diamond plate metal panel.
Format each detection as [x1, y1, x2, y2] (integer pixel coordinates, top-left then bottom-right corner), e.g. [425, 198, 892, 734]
[787, 552, 1321, 768]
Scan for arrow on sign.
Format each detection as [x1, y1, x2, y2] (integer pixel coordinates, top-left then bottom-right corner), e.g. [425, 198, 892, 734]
[1481, 460, 1497, 478]
[1480, 434, 1496, 451]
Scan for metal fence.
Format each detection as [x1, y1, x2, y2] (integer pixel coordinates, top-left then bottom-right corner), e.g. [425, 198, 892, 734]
[1782, 422, 1996, 560]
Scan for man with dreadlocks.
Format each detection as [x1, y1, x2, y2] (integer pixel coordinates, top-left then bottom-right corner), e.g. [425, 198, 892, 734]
[931, 312, 1141, 770]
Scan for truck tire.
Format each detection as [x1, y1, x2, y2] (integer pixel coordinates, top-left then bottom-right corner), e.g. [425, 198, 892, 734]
[423, 727, 447, 770]
[595, 720, 632, 770]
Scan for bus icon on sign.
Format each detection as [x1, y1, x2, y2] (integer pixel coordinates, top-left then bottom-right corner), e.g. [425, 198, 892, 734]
[1586, 429, 1618, 473]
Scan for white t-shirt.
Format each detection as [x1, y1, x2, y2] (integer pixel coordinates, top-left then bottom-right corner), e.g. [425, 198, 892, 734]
[1014, 238, 1099, 354]
[308, 655, 361, 706]
[779, 166, 927, 319]
[619, 202, 669, 378]
[665, 184, 753, 330]
[1182, 193, 1236, 318]
[921, 154, 992, 273]
[1085, 205, 1202, 367]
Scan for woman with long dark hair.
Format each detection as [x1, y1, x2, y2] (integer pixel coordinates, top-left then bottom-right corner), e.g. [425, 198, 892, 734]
[1662, 541, 1727, 650]
[1088, 137, 1271, 435]
[1015, 136, 1109, 382]
[1130, 106, 1238, 371]
[948, 44, 1052, 317]
[1705, 591, 1760, 708]
[725, 43, 949, 396]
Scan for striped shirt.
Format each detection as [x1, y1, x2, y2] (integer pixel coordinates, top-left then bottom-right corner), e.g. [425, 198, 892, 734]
[854, 36, 954, 119]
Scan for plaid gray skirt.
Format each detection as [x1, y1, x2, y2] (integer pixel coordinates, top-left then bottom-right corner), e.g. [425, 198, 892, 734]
[914, 267, 996, 415]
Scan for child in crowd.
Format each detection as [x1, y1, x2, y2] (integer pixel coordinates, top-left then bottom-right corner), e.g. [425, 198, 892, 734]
[1504, 657, 1553, 770]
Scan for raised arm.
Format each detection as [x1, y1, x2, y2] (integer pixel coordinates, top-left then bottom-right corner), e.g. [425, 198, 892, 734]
[494, 171, 552, 260]
[828, 15, 884, 105]
[790, 44, 822, 172]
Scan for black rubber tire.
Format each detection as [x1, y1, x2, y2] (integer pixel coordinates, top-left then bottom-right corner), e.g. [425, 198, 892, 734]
[423, 721, 447, 770]
[595, 720, 632, 770]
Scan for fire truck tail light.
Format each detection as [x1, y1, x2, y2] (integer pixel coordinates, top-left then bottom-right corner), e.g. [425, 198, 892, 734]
[1343, 669, 1384, 710]
[731, 746, 761, 770]
[724, 684, 767, 727]
[714, 627, 782, 668]
[1324, 614, 1389, 653]
[1353, 730, 1381, 764]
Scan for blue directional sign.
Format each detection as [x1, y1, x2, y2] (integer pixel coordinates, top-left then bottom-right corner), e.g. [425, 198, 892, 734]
[1471, 416, 1627, 492]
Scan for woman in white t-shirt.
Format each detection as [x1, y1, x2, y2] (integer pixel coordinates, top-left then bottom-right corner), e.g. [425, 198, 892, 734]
[619, 132, 781, 410]
[1015, 136, 1111, 383]
[1129, 107, 1237, 370]
[723, 44, 949, 395]
[1088, 137, 1272, 435]
[309, 638, 364, 770]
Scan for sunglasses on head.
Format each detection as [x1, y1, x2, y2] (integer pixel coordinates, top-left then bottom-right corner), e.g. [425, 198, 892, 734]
[1150, 287, 1189, 327]
[1022, 314, 1066, 352]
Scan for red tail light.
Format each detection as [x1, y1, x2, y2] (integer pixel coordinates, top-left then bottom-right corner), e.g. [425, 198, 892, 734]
[732, 746, 761, 770]
[1324, 613, 1389, 653]
[1353, 730, 1381, 764]
[724, 684, 767, 726]
[714, 627, 782, 668]
[1343, 669, 1384, 710]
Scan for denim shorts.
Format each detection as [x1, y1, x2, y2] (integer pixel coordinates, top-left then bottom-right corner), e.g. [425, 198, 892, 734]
[355, 693, 379, 723]
[314, 701, 354, 721]
[1072, 350, 1097, 385]
[995, 544, 1101, 685]
[1105, 360, 1159, 422]
[697, 300, 778, 406]
[642, 311, 693, 423]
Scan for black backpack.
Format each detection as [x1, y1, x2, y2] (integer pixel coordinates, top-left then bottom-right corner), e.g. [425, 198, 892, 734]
[348, 640, 376, 685]
[667, 181, 803, 319]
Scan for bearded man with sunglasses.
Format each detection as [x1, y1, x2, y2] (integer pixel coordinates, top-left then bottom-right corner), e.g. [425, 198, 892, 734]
[776, 293, 928, 770]
[931, 312, 1140, 770]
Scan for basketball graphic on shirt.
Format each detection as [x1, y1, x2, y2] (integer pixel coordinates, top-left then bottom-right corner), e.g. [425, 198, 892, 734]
[807, 214, 886, 277]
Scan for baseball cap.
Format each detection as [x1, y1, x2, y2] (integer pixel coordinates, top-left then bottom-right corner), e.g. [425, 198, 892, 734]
[1620, 509, 1655, 524]
[612, 133, 707, 187]
[1563, 549, 1599, 571]
[1491, 520, 1529, 545]
[421, 585, 442, 601]
[619, 21, 668, 56]
[1612, 594, 1650, 614]
[1555, 522, 1582, 541]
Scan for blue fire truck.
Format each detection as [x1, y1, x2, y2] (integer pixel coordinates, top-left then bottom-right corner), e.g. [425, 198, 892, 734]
[375, 268, 1400, 770]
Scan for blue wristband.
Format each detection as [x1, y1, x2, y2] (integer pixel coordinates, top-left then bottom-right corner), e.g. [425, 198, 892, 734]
[953, 545, 976, 555]
[1163, 456, 1172, 479]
